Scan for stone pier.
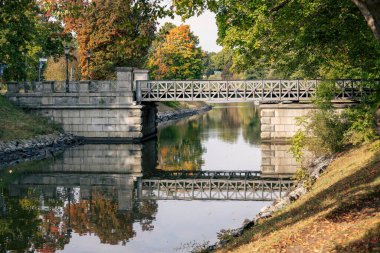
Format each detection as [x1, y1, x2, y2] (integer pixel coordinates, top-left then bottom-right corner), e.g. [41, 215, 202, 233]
[260, 103, 350, 142]
[6, 68, 157, 143]
[260, 143, 299, 175]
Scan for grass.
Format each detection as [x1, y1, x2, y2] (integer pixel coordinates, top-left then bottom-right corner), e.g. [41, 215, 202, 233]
[216, 140, 380, 253]
[161, 101, 182, 108]
[0, 95, 62, 142]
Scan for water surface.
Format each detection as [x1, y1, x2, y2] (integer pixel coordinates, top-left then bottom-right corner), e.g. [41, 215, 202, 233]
[0, 103, 296, 252]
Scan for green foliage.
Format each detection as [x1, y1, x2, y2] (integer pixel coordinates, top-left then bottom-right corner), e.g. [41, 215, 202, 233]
[0, 0, 70, 81]
[292, 167, 313, 190]
[174, 0, 380, 79]
[161, 101, 181, 108]
[289, 129, 306, 164]
[302, 109, 349, 155]
[201, 51, 217, 78]
[290, 81, 379, 161]
[312, 81, 338, 110]
[343, 102, 379, 146]
[210, 48, 234, 79]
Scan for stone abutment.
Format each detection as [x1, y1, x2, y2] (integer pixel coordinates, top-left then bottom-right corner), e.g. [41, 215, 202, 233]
[6, 68, 157, 143]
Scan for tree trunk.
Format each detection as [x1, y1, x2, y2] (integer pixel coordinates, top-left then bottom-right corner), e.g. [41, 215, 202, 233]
[351, 0, 380, 43]
[376, 105, 380, 135]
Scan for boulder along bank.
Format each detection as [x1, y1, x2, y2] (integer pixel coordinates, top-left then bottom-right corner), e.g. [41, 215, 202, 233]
[0, 133, 82, 168]
[157, 104, 212, 124]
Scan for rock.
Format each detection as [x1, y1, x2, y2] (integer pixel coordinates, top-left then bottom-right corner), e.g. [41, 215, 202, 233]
[157, 105, 212, 123]
[288, 186, 307, 201]
[310, 156, 334, 180]
[0, 133, 81, 168]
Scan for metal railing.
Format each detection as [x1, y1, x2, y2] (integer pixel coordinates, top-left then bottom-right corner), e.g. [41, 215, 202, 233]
[136, 79, 377, 102]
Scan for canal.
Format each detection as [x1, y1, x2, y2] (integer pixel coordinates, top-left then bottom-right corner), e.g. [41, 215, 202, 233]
[0, 103, 297, 253]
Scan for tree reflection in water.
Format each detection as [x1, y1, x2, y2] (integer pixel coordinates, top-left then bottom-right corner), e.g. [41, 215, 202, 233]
[67, 189, 157, 245]
[0, 185, 158, 252]
[158, 103, 261, 171]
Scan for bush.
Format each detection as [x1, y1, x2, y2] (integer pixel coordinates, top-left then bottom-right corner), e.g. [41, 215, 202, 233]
[291, 81, 379, 158]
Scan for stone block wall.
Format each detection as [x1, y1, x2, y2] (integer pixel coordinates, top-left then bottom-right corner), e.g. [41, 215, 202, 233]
[33, 104, 157, 142]
[260, 104, 313, 142]
[48, 144, 148, 173]
[260, 103, 349, 142]
[261, 143, 298, 175]
[6, 68, 158, 142]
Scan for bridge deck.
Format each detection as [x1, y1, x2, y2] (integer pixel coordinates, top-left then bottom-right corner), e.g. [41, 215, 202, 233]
[136, 79, 375, 102]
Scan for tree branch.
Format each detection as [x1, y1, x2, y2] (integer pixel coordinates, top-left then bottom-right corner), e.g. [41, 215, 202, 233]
[270, 0, 292, 14]
[351, 0, 380, 43]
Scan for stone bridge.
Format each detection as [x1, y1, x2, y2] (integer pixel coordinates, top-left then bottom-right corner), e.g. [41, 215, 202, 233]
[6, 67, 374, 142]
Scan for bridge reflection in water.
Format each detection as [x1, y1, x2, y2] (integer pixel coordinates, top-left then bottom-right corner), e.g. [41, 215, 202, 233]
[139, 170, 293, 201]
[7, 141, 296, 210]
[1, 141, 296, 252]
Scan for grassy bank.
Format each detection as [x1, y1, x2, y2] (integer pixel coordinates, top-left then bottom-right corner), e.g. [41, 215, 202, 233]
[216, 140, 380, 252]
[0, 95, 61, 142]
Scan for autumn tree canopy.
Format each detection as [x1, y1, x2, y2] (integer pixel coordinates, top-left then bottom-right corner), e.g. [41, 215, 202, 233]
[46, 0, 170, 80]
[147, 24, 204, 80]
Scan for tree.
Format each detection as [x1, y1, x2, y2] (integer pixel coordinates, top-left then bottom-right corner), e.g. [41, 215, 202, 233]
[0, 0, 69, 81]
[202, 51, 216, 78]
[44, 48, 81, 81]
[147, 24, 204, 80]
[47, 0, 170, 79]
[350, 0, 380, 43]
[173, 0, 380, 79]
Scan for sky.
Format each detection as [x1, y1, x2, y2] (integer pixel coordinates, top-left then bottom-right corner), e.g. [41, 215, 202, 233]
[158, 10, 222, 53]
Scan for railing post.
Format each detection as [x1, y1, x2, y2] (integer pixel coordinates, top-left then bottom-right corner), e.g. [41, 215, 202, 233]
[116, 67, 133, 92]
[208, 81, 211, 100]
[133, 69, 149, 91]
[136, 81, 142, 102]
[297, 80, 300, 101]
[79, 80, 90, 93]
[6, 82, 19, 94]
[42, 81, 53, 93]
[226, 80, 229, 100]
[191, 81, 194, 100]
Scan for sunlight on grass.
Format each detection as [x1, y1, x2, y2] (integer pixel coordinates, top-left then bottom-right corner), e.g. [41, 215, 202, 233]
[217, 140, 380, 253]
[0, 95, 62, 142]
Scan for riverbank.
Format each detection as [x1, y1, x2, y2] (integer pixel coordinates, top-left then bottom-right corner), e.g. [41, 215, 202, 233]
[0, 95, 61, 142]
[208, 140, 380, 253]
[0, 98, 211, 167]
[157, 101, 212, 124]
[0, 133, 82, 168]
